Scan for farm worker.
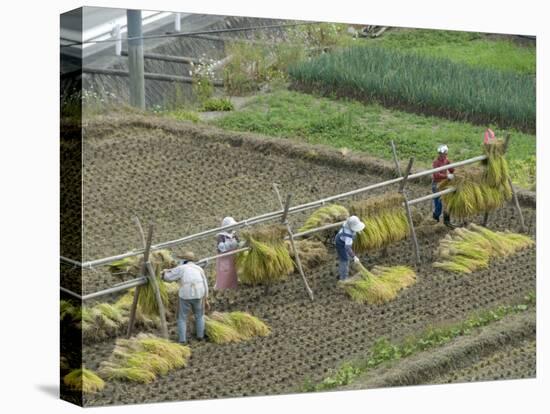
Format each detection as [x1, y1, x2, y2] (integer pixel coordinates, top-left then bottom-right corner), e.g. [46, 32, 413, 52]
[334, 215, 365, 281]
[162, 251, 209, 344]
[432, 144, 456, 229]
[215, 216, 240, 290]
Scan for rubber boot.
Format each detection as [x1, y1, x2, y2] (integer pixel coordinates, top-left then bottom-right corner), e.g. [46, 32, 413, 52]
[443, 213, 456, 229]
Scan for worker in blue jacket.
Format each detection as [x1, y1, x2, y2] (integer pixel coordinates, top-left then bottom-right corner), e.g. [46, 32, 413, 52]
[334, 215, 365, 280]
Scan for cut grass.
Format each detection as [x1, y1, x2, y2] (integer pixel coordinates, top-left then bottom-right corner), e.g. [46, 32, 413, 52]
[236, 224, 294, 285]
[99, 333, 191, 383]
[60, 282, 178, 341]
[109, 250, 177, 316]
[349, 193, 410, 253]
[366, 29, 536, 75]
[433, 224, 534, 274]
[339, 262, 416, 304]
[305, 293, 535, 391]
[205, 311, 271, 344]
[63, 367, 105, 394]
[213, 90, 536, 189]
[285, 239, 330, 271]
[289, 46, 535, 131]
[299, 204, 349, 233]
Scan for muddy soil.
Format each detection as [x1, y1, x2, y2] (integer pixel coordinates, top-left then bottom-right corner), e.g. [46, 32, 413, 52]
[63, 117, 535, 406]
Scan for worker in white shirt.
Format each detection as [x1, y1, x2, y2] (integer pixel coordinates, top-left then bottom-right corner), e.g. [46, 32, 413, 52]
[334, 216, 365, 280]
[162, 251, 209, 344]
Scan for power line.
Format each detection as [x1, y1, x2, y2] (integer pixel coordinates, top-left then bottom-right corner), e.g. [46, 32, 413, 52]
[60, 21, 319, 48]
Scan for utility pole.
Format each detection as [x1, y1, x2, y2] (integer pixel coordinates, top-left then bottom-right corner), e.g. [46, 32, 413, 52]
[126, 9, 145, 109]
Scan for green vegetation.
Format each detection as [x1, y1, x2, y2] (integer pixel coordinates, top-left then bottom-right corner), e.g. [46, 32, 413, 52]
[63, 367, 105, 394]
[433, 224, 534, 274]
[366, 29, 536, 74]
[214, 90, 536, 188]
[161, 108, 200, 123]
[289, 46, 535, 131]
[99, 334, 191, 383]
[340, 263, 416, 304]
[200, 97, 234, 112]
[205, 311, 271, 344]
[350, 193, 410, 253]
[237, 225, 294, 285]
[305, 294, 535, 391]
[223, 23, 353, 95]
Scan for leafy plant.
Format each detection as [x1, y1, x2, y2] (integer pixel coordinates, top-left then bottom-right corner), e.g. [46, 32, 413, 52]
[200, 97, 234, 112]
[289, 46, 535, 131]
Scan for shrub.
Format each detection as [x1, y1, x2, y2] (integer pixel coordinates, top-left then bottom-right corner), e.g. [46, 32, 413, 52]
[200, 97, 234, 112]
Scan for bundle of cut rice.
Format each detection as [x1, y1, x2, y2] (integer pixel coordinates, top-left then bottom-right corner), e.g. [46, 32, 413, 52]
[99, 333, 191, 383]
[349, 193, 410, 254]
[63, 367, 105, 394]
[339, 262, 416, 304]
[205, 311, 271, 344]
[236, 225, 294, 285]
[433, 223, 534, 273]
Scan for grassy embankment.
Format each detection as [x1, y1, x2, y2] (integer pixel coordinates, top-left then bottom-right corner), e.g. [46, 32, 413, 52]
[214, 90, 536, 189]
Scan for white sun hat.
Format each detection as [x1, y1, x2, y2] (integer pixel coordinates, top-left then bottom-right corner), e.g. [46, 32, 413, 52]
[437, 144, 449, 154]
[346, 215, 365, 232]
[221, 216, 237, 227]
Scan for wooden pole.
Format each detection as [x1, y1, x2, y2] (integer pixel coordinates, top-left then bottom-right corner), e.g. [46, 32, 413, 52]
[390, 140, 402, 177]
[126, 217, 152, 338]
[273, 185, 314, 301]
[143, 224, 169, 339]
[501, 134, 527, 233]
[509, 177, 527, 233]
[396, 157, 421, 265]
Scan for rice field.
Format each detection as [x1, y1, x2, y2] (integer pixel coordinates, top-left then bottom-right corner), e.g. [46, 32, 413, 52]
[289, 46, 535, 131]
[61, 116, 536, 406]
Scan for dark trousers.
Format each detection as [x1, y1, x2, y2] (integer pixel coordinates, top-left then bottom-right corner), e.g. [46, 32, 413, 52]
[432, 182, 443, 220]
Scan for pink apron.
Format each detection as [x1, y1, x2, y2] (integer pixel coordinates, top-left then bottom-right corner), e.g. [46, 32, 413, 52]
[215, 233, 238, 289]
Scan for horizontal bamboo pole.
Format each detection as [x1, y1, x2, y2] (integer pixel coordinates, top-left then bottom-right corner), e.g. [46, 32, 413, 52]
[407, 187, 456, 206]
[71, 184, 464, 301]
[61, 154, 485, 269]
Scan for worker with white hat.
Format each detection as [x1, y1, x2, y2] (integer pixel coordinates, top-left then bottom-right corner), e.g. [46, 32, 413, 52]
[432, 144, 456, 228]
[162, 251, 209, 344]
[215, 216, 240, 289]
[334, 215, 365, 280]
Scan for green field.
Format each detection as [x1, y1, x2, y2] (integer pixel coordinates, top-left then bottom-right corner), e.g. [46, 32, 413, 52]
[288, 46, 535, 132]
[365, 29, 535, 75]
[213, 90, 536, 188]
